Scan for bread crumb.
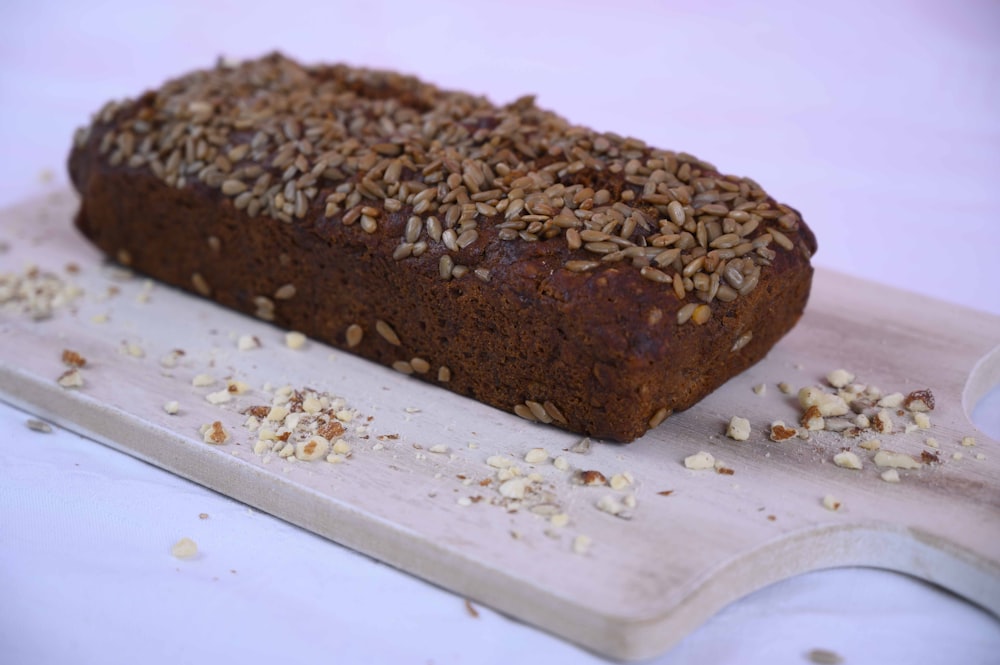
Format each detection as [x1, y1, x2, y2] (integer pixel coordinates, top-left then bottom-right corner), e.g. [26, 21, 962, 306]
[524, 447, 548, 464]
[572, 534, 591, 555]
[873, 450, 921, 469]
[961, 436, 976, 447]
[163, 401, 180, 415]
[833, 451, 863, 470]
[726, 416, 751, 441]
[237, 334, 260, 351]
[826, 369, 854, 388]
[822, 495, 841, 511]
[285, 331, 307, 349]
[192, 373, 215, 387]
[171, 537, 198, 559]
[684, 451, 715, 470]
[880, 469, 900, 483]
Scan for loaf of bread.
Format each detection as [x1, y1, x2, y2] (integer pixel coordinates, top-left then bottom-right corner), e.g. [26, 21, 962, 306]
[68, 53, 816, 442]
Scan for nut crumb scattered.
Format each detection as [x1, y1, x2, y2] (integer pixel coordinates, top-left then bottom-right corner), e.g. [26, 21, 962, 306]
[569, 437, 591, 454]
[523, 447, 548, 464]
[61, 349, 87, 368]
[822, 495, 841, 511]
[925, 437, 939, 448]
[498, 477, 528, 499]
[726, 416, 751, 441]
[171, 537, 198, 559]
[904, 389, 935, 412]
[961, 436, 976, 447]
[826, 369, 854, 389]
[553, 455, 570, 471]
[975, 453, 986, 460]
[877, 392, 904, 409]
[429, 444, 449, 454]
[609, 473, 633, 490]
[952, 452, 963, 461]
[285, 331, 307, 349]
[200, 421, 229, 445]
[859, 438, 881, 451]
[769, 421, 797, 442]
[914, 412, 931, 429]
[487, 455, 514, 469]
[684, 451, 715, 470]
[550, 513, 569, 527]
[572, 534, 591, 555]
[192, 373, 215, 387]
[464, 599, 479, 619]
[57, 368, 84, 388]
[873, 450, 921, 469]
[752, 383, 766, 396]
[880, 469, 900, 483]
[777, 381, 794, 395]
[237, 334, 260, 351]
[578, 470, 607, 485]
[198, 513, 209, 519]
[833, 451, 863, 470]
[163, 401, 180, 415]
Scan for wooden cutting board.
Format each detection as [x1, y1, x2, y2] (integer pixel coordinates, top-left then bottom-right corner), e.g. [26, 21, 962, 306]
[2, 190, 998, 660]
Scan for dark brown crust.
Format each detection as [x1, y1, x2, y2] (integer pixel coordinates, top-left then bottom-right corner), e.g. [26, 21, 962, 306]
[68, 56, 815, 442]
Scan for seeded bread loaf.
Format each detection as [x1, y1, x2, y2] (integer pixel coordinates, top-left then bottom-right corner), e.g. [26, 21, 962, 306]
[68, 53, 816, 442]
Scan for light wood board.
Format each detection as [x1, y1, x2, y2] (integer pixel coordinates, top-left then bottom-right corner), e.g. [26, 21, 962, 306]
[2, 190, 998, 660]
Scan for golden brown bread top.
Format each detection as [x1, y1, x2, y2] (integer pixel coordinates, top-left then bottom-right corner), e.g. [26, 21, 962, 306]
[70, 52, 816, 327]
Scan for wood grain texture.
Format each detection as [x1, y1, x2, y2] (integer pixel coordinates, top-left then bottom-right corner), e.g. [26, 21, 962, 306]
[2, 191, 998, 660]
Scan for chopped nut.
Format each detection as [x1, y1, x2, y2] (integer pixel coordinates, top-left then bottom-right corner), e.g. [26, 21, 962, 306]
[332, 440, 351, 455]
[925, 437, 938, 448]
[826, 369, 854, 389]
[57, 368, 84, 388]
[523, 447, 548, 464]
[684, 451, 716, 470]
[61, 349, 87, 368]
[854, 414, 870, 428]
[807, 648, 844, 665]
[975, 453, 986, 460]
[880, 469, 901, 483]
[872, 409, 894, 434]
[171, 537, 198, 559]
[833, 451, 863, 470]
[572, 534, 591, 555]
[873, 450, 921, 469]
[769, 421, 797, 442]
[877, 392, 904, 408]
[553, 456, 570, 471]
[801, 405, 825, 431]
[904, 389, 935, 412]
[752, 383, 766, 396]
[191, 373, 215, 387]
[822, 495, 841, 511]
[799, 387, 849, 417]
[163, 401, 180, 415]
[206, 389, 232, 404]
[578, 470, 607, 485]
[609, 473, 632, 490]
[913, 412, 931, 429]
[961, 436, 976, 447]
[550, 513, 569, 527]
[295, 435, 330, 461]
[429, 444, 449, 454]
[285, 331, 307, 349]
[487, 455, 515, 469]
[499, 477, 528, 499]
[236, 334, 260, 351]
[596, 494, 629, 518]
[859, 438, 881, 451]
[777, 381, 794, 395]
[569, 437, 591, 454]
[200, 421, 229, 444]
[726, 416, 751, 441]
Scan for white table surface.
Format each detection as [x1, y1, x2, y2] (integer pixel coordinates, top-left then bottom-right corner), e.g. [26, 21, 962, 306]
[1, 1, 998, 663]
